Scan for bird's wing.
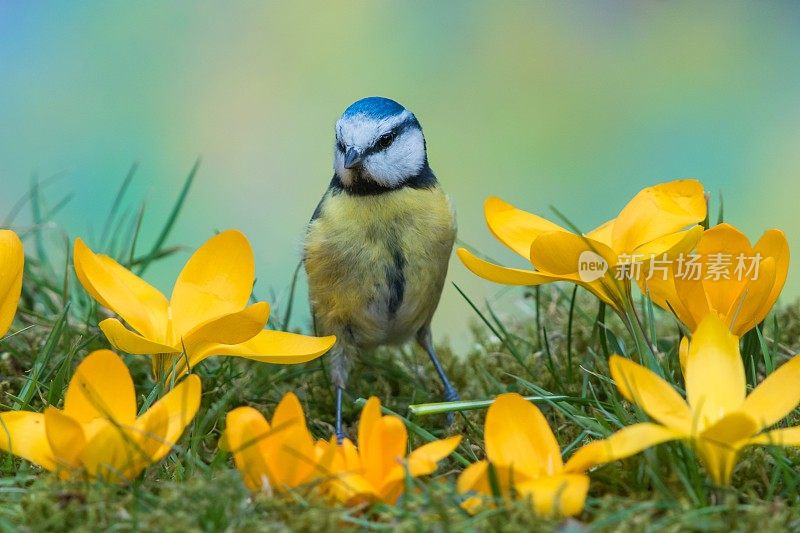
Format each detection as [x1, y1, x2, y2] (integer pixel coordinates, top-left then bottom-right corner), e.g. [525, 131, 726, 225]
[305, 176, 340, 334]
[309, 174, 340, 224]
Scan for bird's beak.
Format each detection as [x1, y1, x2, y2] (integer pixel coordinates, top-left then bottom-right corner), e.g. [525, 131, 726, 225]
[344, 147, 363, 169]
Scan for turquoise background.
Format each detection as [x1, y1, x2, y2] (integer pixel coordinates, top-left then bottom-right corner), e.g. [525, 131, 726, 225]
[1, 2, 798, 346]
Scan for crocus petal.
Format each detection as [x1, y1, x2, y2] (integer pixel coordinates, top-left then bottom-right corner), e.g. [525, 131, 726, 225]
[340, 477, 381, 505]
[484, 393, 564, 477]
[684, 315, 745, 428]
[461, 496, 485, 514]
[484, 197, 565, 259]
[73, 238, 165, 341]
[609, 355, 692, 432]
[528, 232, 621, 307]
[636, 265, 694, 330]
[406, 436, 462, 477]
[456, 248, 563, 286]
[679, 337, 689, 378]
[358, 397, 382, 459]
[728, 257, 776, 335]
[748, 427, 800, 447]
[94, 254, 169, 340]
[181, 302, 270, 359]
[185, 329, 335, 370]
[752, 229, 790, 320]
[312, 435, 338, 477]
[383, 435, 463, 492]
[322, 437, 379, 504]
[530, 231, 616, 276]
[379, 479, 408, 505]
[611, 179, 706, 253]
[696, 411, 757, 485]
[699, 411, 757, 444]
[0, 229, 24, 337]
[341, 437, 363, 472]
[223, 406, 276, 492]
[696, 224, 752, 319]
[585, 219, 614, 247]
[631, 225, 703, 260]
[457, 459, 491, 496]
[564, 423, 682, 473]
[458, 246, 619, 308]
[738, 355, 800, 431]
[134, 398, 170, 462]
[79, 422, 143, 482]
[672, 274, 711, 332]
[99, 318, 177, 355]
[365, 416, 407, 490]
[0, 411, 56, 471]
[169, 230, 255, 337]
[43, 408, 86, 470]
[63, 349, 137, 426]
[515, 473, 589, 518]
[332, 470, 379, 505]
[134, 374, 201, 462]
[223, 393, 318, 491]
[266, 392, 317, 487]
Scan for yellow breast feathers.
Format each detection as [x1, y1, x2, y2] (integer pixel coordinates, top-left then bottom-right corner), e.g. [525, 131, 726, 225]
[304, 185, 456, 347]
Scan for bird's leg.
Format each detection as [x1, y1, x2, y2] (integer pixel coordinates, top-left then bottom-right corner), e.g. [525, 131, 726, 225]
[335, 386, 345, 443]
[417, 327, 460, 423]
[328, 338, 352, 444]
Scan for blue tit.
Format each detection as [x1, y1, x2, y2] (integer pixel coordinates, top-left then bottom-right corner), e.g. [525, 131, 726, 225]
[304, 96, 458, 440]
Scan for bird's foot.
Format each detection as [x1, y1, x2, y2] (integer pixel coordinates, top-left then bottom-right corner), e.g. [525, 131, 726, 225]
[443, 386, 460, 403]
[443, 386, 460, 426]
[336, 430, 346, 445]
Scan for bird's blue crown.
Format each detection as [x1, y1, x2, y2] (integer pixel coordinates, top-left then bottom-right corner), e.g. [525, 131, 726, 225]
[342, 97, 406, 120]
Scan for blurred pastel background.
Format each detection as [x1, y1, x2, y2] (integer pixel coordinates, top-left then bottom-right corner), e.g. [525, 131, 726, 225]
[1, 2, 799, 347]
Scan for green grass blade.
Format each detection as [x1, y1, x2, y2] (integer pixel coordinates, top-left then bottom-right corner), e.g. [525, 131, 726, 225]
[101, 162, 138, 248]
[13, 304, 70, 410]
[136, 159, 200, 275]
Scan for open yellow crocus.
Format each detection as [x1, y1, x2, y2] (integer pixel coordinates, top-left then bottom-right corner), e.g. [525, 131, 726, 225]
[0, 229, 24, 337]
[74, 230, 335, 378]
[457, 179, 706, 312]
[0, 349, 200, 482]
[569, 314, 800, 485]
[640, 223, 789, 335]
[316, 397, 461, 505]
[221, 392, 318, 494]
[457, 393, 589, 518]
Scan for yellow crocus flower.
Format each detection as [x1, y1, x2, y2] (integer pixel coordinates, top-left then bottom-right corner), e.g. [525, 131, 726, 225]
[316, 397, 461, 505]
[0, 229, 24, 337]
[457, 179, 706, 312]
[73, 230, 335, 378]
[640, 223, 789, 335]
[569, 314, 800, 485]
[0, 349, 200, 482]
[221, 392, 318, 494]
[457, 393, 589, 518]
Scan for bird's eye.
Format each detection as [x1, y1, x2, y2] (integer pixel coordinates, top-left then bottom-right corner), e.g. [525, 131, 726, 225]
[377, 132, 395, 149]
[336, 139, 345, 152]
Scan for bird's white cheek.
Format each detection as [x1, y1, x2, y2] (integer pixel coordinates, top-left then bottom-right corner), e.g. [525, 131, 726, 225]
[364, 132, 425, 187]
[363, 155, 400, 187]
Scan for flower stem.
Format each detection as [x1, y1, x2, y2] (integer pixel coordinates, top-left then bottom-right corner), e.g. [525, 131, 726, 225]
[619, 282, 662, 376]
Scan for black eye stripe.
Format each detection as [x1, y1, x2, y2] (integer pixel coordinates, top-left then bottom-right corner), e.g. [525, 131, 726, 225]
[362, 116, 420, 156]
[336, 115, 421, 158]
